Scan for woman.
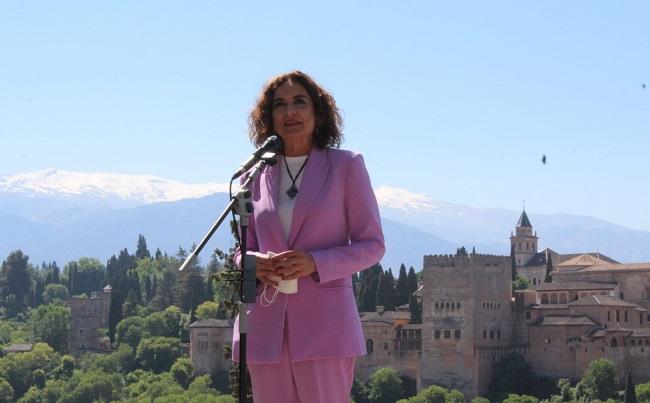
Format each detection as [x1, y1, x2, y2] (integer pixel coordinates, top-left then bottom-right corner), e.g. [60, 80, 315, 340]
[232, 71, 385, 403]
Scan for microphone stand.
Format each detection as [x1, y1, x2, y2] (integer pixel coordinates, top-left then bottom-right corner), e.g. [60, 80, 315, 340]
[179, 155, 276, 403]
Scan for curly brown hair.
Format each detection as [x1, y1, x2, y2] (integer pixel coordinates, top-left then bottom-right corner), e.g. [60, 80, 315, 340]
[248, 71, 343, 149]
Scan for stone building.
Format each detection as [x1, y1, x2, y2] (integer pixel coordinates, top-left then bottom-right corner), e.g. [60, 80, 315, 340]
[189, 319, 233, 376]
[67, 284, 112, 356]
[355, 306, 421, 381]
[185, 210, 650, 398]
[356, 210, 650, 398]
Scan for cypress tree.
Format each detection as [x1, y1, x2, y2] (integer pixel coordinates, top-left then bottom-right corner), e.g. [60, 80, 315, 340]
[155, 248, 163, 260]
[375, 272, 395, 311]
[545, 250, 553, 283]
[108, 292, 122, 343]
[408, 294, 422, 324]
[396, 264, 410, 306]
[407, 267, 418, 295]
[624, 371, 637, 403]
[144, 275, 153, 303]
[136, 234, 151, 260]
[386, 269, 399, 309]
[52, 263, 60, 284]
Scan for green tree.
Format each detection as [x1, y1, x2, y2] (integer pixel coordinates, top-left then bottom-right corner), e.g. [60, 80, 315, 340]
[396, 264, 410, 306]
[0, 379, 14, 403]
[489, 352, 535, 401]
[502, 394, 539, 403]
[52, 355, 75, 380]
[59, 370, 123, 403]
[375, 272, 395, 311]
[358, 264, 383, 312]
[136, 336, 182, 373]
[171, 357, 194, 389]
[116, 316, 146, 349]
[407, 267, 418, 294]
[368, 367, 403, 403]
[582, 359, 617, 401]
[136, 234, 152, 260]
[32, 277, 45, 307]
[544, 250, 553, 283]
[635, 382, 650, 403]
[625, 371, 638, 403]
[32, 368, 46, 389]
[1, 250, 33, 317]
[352, 378, 370, 403]
[196, 301, 220, 320]
[27, 303, 70, 353]
[409, 294, 422, 324]
[42, 283, 69, 304]
[513, 275, 531, 292]
[0, 343, 59, 398]
[471, 398, 490, 403]
[400, 384, 448, 403]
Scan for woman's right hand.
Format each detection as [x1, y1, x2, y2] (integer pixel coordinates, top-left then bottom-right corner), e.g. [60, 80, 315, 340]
[255, 255, 280, 287]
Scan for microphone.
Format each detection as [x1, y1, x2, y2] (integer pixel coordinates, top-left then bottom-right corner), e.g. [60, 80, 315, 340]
[231, 135, 284, 179]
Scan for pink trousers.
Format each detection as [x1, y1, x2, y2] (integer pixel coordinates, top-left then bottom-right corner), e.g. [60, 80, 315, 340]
[248, 327, 355, 403]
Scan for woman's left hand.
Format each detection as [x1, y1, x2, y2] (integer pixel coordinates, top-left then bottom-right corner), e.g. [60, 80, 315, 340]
[271, 250, 316, 280]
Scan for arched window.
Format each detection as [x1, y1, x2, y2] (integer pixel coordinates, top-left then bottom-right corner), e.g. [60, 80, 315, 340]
[533, 278, 537, 285]
[541, 294, 549, 304]
[610, 338, 618, 348]
[550, 294, 558, 304]
[366, 339, 374, 354]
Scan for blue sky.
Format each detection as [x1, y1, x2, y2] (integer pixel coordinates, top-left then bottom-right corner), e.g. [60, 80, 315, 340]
[2, 1, 649, 230]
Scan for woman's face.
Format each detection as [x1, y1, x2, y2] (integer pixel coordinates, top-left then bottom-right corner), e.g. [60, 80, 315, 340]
[271, 80, 316, 150]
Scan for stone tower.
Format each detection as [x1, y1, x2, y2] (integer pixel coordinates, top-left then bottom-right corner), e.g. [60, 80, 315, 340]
[510, 210, 538, 266]
[419, 251, 513, 397]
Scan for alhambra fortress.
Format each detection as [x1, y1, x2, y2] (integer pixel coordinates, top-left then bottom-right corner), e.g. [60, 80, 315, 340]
[186, 211, 650, 398]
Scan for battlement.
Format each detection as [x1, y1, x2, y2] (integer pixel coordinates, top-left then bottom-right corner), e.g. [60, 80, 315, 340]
[423, 253, 510, 268]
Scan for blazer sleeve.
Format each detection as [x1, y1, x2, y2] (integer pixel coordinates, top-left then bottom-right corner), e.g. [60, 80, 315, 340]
[310, 153, 385, 283]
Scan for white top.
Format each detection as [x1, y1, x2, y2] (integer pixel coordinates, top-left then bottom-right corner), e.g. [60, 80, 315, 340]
[278, 155, 308, 240]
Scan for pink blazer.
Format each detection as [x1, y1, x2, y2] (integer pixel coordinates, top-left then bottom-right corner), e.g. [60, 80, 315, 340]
[232, 147, 385, 364]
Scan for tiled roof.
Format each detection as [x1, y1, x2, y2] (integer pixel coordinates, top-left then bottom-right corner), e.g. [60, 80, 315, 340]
[533, 281, 617, 291]
[558, 254, 615, 268]
[631, 329, 650, 337]
[517, 211, 532, 228]
[532, 304, 569, 309]
[4, 343, 34, 353]
[578, 263, 650, 272]
[558, 253, 618, 265]
[534, 316, 596, 326]
[524, 248, 558, 267]
[568, 295, 639, 308]
[189, 319, 233, 328]
[360, 311, 411, 321]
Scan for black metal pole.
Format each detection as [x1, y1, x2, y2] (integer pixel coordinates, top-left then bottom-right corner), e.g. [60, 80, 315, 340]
[239, 228, 248, 403]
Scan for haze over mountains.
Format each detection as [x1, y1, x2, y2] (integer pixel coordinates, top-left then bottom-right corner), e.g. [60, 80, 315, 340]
[1, 169, 649, 270]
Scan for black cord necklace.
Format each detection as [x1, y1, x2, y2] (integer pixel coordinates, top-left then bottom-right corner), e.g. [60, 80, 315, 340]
[283, 154, 309, 199]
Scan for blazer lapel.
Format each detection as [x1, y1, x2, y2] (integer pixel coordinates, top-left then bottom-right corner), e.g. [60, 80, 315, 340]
[259, 163, 288, 251]
[287, 148, 330, 248]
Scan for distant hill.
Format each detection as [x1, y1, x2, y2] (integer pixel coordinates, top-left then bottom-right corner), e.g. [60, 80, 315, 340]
[1, 170, 649, 269]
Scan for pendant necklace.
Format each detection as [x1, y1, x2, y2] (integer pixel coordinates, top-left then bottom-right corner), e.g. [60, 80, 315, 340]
[283, 154, 309, 199]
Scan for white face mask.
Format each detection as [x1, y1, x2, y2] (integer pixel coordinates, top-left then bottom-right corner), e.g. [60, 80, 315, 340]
[260, 251, 298, 307]
[260, 276, 298, 307]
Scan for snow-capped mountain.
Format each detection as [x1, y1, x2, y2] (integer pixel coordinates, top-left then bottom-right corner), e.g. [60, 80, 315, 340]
[0, 169, 229, 205]
[1, 169, 649, 268]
